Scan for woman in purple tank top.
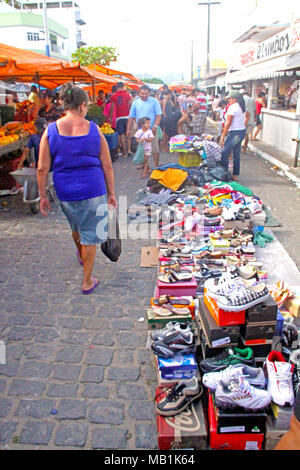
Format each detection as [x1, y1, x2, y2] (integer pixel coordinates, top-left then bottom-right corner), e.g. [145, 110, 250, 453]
[37, 82, 117, 294]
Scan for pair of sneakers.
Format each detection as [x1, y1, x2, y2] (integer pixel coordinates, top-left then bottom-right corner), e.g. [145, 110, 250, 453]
[203, 364, 271, 411]
[150, 321, 195, 358]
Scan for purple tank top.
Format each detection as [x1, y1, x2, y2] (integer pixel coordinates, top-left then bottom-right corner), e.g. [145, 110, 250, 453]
[47, 120, 106, 201]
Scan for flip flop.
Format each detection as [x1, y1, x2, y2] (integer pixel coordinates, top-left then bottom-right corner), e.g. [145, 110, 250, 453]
[82, 277, 99, 295]
[77, 251, 83, 266]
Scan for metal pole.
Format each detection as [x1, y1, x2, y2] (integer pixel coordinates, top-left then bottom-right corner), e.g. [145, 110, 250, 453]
[207, 0, 210, 74]
[191, 40, 194, 85]
[42, 0, 50, 57]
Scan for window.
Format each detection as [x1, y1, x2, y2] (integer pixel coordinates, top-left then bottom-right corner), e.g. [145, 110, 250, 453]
[27, 32, 39, 41]
[62, 1, 73, 7]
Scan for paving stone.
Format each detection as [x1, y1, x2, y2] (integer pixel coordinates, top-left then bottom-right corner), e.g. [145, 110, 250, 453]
[6, 315, 32, 326]
[108, 367, 140, 382]
[110, 319, 134, 330]
[58, 318, 83, 330]
[128, 401, 156, 421]
[53, 364, 81, 382]
[7, 327, 35, 342]
[55, 423, 88, 447]
[84, 348, 114, 366]
[19, 361, 53, 379]
[8, 379, 46, 397]
[0, 398, 13, 418]
[46, 383, 78, 398]
[137, 349, 155, 366]
[6, 344, 26, 361]
[118, 332, 146, 348]
[91, 332, 115, 346]
[32, 316, 57, 327]
[115, 350, 134, 364]
[117, 383, 147, 400]
[89, 401, 124, 425]
[34, 328, 61, 343]
[81, 384, 109, 399]
[62, 332, 91, 344]
[0, 361, 19, 377]
[135, 423, 157, 449]
[19, 420, 55, 445]
[0, 421, 18, 444]
[0, 378, 6, 394]
[56, 399, 87, 420]
[16, 399, 56, 419]
[81, 366, 104, 383]
[25, 345, 54, 360]
[55, 346, 84, 364]
[92, 428, 128, 449]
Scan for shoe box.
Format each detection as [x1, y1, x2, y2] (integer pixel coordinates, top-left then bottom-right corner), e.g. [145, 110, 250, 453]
[197, 297, 240, 347]
[195, 326, 237, 361]
[156, 277, 198, 298]
[238, 336, 272, 362]
[250, 210, 266, 226]
[264, 413, 293, 450]
[146, 308, 192, 330]
[207, 392, 265, 450]
[240, 319, 277, 341]
[150, 296, 195, 318]
[283, 294, 300, 318]
[156, 354, 198, 381]
[203, 291, 246, 327]
[246, 295, 278, 323]
[155, 387, 208, 450]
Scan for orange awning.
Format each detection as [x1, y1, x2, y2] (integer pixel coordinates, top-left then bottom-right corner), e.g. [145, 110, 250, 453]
[87, 63, 143, 87]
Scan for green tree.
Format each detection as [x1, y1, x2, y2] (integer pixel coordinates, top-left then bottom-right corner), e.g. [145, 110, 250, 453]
[143, 77, 164, 84]
[71, 46, 118, 66]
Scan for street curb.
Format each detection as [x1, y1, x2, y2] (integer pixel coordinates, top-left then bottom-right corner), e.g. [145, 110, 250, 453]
[248, 143, 300, 187]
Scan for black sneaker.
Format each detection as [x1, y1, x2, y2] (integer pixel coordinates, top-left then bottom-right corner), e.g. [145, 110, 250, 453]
[155, 377, 203, 416]
[199, 347, 255, 373]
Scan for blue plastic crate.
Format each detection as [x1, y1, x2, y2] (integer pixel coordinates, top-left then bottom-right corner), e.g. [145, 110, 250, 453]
[275, 310, 284, 337]
[103, 132, 119, 149]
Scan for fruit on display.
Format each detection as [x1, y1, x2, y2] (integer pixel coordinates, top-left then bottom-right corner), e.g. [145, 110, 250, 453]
[100, 122, 115, 135]
[0, 120, 36, 146]
[15, 100, 39, 122]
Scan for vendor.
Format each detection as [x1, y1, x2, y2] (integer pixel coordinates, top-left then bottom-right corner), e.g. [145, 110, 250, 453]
[39, 90, 63, 123]
[28, 85, 41, 107]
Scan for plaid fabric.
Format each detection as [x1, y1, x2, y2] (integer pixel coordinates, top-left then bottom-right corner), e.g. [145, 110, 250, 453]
[225, 286, 269, 307]
[191, 112, 206, 135]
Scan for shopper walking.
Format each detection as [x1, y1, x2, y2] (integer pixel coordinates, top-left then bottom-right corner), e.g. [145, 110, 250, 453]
[241, 88, 256, 152]
[252, 91, 267, 141]
[38, 90, 63, 123]
[37, 82, 116, 295]
[110, 82, 132, 157]
[126, 85, 162, 167]
[220, 90, 248, 182]
[161, 89, 181, 151]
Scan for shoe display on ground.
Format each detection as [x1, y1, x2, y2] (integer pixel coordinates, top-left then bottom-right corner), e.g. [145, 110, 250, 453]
[151, 327, 195, 358]
[264, 351, 295, 407]
[150, 322, 192, 342]
[199, 347, 255, 373]
[204, 271, 257, 301]
[155, 377, 203, 416]
[214, 375, 271, 411]
[216, 283, 270, 312]
[202, 364, 266, 391]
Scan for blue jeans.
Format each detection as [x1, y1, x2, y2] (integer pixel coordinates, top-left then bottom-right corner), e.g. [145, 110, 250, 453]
[221, 129, 246, 176]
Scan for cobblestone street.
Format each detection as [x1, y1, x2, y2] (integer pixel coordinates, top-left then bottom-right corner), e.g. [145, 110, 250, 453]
[1, 122, 300, 449]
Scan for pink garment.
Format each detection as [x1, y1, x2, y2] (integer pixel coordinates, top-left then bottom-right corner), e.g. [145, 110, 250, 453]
[135, 129, 154, 154]
[103, 102, 116, 129]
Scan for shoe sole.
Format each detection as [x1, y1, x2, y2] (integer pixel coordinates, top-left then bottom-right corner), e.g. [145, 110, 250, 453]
[217, 293, 270, 312]
[214, 397, 271, 411]
[156, 389, 203, 416]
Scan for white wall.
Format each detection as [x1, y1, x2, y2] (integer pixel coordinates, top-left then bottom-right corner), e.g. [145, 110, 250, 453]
[261, 109, 299, 158]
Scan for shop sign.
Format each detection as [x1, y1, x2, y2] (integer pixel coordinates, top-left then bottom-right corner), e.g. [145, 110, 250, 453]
[240, 23, 300, 67]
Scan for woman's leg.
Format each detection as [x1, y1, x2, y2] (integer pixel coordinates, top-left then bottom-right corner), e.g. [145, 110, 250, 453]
[252, 124, 261, 140]
[232, 132, 245, 178]
[221, 132, 235, 171]
[72, 230, 82, 259]
[81, 244, 97, 291]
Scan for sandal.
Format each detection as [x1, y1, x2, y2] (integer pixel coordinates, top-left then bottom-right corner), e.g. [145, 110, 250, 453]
[153, 295, 191, 306]
[151, 304, 191, 317]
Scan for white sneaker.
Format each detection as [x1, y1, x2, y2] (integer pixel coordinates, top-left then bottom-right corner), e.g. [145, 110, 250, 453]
[205, 273, 256, 301]
[215, 375, 271, 410]
[265, 351, 295, 406]
[203, 364, 266, 391]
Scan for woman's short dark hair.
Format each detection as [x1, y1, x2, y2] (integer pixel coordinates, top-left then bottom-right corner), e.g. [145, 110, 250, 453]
[59, 82, 89, 110]
[31, 85, 38, 93]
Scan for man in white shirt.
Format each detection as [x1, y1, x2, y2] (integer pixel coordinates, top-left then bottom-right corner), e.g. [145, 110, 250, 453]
[241, 88, 256, 153]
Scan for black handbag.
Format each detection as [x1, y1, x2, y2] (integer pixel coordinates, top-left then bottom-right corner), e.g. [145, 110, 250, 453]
[101, 209, 122, 262]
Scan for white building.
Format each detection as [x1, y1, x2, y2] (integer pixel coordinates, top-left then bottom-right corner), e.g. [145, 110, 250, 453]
[0, 0, 86, 60]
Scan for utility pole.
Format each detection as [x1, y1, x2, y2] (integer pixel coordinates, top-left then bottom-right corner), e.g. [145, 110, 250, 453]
[190, 40, 194, 85]
[197, 0, 220, 75]
[42, 0, 50, 57]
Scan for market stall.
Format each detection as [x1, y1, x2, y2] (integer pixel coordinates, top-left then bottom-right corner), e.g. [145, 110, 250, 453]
[131, 132, 300, 450]
[225, 22, 300, 161]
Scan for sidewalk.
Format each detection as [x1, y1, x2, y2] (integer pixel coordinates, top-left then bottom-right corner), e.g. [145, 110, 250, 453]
[207, 117, 300, 187]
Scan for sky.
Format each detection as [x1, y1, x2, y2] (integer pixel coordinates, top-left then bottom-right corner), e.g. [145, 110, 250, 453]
[79, 0, 300, 80]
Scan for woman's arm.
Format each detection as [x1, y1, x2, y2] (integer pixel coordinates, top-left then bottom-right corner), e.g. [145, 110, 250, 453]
[37, 129, 51, 216]
[17, 147, 30, 170]
[244, 110, 250, 127]
[98, 130, 117, 208]
[220, 114, 233, 146]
